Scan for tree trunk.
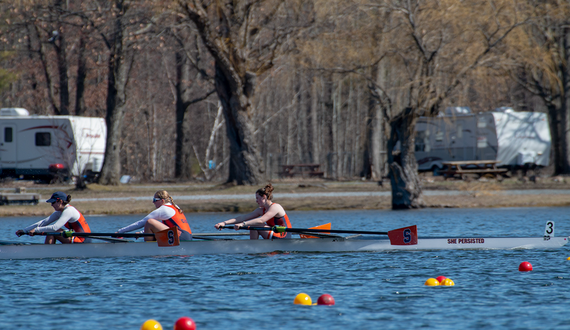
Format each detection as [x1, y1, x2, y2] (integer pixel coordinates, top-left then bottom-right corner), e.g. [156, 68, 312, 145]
[332, 79, 340, 179]
[183, 4, 264, 185]
[286, 75, 296, 164]
[311, 75, 320, 164]
[35, 25, 59, 114]
[387, 109, 426, 209]
[370, 63, 385, 180]
[363, 63, 383, 180]
[563, 27, 570, 174]
[99, 8, 133, 185]
[175, 50, 189, 179]
[74, 35, 87, 116]
[548, 102, 566, 175]
[215, 64, 263, 185]
[54, 33, 70, 115]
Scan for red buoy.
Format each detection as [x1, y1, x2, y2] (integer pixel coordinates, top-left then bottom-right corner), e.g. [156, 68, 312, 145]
[519, 261, 533, 272]
[317, 294, 335, 305]
[435, 276, 447, 283]
[174, 317, 196, 330]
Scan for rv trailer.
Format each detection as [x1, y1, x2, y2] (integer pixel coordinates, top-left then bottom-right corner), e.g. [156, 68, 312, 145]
[0, 108, 106, 182]
[415, 107, 551, 171]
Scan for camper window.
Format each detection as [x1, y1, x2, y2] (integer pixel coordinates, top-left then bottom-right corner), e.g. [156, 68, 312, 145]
[4, 127, 12, 142]
[35, 132, 51, 146]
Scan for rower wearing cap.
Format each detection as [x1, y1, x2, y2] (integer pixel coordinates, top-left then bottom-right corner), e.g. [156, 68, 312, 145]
[116, 190, 192, 241]
[215, 183, 292, 239]
[15, 191, 92, 244]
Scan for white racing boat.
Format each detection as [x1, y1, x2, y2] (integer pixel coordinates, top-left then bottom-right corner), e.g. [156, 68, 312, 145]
[0, 222, 566, 260]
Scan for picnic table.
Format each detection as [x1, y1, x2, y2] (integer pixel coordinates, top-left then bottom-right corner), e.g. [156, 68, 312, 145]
[440, 160, 508, 180]
[279, 164, 324, 178]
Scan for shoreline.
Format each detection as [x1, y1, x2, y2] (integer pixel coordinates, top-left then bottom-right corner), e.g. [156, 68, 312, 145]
[0, 178, 568, 216]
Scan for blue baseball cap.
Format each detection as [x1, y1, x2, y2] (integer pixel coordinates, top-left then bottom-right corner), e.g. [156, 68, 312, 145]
[46, 191, 67, 203]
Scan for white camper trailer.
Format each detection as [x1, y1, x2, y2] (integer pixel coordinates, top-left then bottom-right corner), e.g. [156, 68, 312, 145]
[415, 107, 551, 171]
[0, 108, 106, 182]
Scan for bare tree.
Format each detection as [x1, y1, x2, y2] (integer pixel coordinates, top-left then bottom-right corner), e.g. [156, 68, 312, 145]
[1, 0, 90, 115]
[96, 0, 158, 185]
[365, 0, 526, 208]
[161, 29, 216, 179]
[174, 0, 314, 185]
[500, 0, 570, 174]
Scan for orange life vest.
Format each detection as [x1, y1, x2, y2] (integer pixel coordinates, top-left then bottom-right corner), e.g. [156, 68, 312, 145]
[161, 205, 192, 236]
[64, 210, 91, 243]
[264, 203, 292, 239]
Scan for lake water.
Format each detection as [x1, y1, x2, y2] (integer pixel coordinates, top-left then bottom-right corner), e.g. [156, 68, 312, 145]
[1, 207, 569, 329]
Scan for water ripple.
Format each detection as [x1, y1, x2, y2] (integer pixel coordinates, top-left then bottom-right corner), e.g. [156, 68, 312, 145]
[1, 207, 570, 329]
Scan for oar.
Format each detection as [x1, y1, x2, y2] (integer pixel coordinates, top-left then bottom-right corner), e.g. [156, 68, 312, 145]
[222, 224, 418, 245]
[29, 231, 155, 238]
[192, 232, 249, 237]
[27, 227, 181, 247]
[191, 232, 248, 240]
[223, 225, 388, 235]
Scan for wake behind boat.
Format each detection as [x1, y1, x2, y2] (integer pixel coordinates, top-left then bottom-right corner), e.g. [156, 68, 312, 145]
[0, 222, 566, 260]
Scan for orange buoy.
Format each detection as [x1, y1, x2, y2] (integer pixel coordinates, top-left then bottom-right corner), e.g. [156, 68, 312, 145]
[440, 278, 455, 286]
[294, 293, 312, 305]
[140, 319, 162, 330]
[424, 278, 439, 286]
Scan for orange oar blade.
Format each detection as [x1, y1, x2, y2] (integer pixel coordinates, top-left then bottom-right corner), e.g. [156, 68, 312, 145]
[300, 223, 331, 239]
[387, 225, 418, 245]
[155, 226, 180, 247]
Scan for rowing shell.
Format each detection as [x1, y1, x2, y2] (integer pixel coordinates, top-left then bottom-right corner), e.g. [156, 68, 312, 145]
[0, 235, 567, 260]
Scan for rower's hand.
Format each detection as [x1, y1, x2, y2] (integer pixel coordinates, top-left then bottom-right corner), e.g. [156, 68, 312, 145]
[132, 231, 142, 240]
[15, 230, 25, 237]
[214, 222, 226, 230]
[234, 223, 245, 230]
[28, 229, 36, 236]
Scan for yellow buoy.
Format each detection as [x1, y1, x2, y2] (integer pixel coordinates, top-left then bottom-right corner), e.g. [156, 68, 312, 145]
[140, 319, 163, 330]
[294, 293, 312, 305]
[566, 257, 570, 260]
[440, 278, 455, 286]
[424, 278, 440, 286]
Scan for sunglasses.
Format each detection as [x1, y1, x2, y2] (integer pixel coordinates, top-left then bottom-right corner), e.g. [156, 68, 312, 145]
[152, 198, 162, 202]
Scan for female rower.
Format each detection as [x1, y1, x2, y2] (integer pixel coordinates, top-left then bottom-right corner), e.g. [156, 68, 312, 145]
[15, 191, 91, 244]
[116, 190, 192, 241]
[214, 183, 292, 239]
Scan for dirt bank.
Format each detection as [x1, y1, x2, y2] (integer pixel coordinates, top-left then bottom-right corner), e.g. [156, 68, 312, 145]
[0, 176, 568, 217]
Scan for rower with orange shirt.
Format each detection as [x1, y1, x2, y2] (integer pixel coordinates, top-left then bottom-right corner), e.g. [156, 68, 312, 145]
[116, 190, 192, 241]
[15, 191, 91, 244]
[215, 183, 292, 239]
